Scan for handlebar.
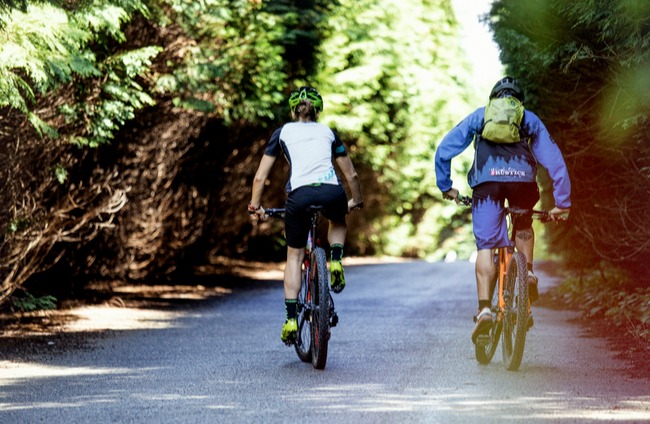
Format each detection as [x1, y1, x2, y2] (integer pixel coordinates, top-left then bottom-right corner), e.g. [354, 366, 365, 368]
[458, 195, 472, 206]
[258, 206, 324, 221]
[264, 208, 286, 219]
[251, 201, 364, 221]
[452, 195, 567, 223]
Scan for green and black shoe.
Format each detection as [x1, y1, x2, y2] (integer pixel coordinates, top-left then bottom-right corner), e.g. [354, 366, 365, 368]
[280, 319, 298, 345]
[330, 260, 346, 293]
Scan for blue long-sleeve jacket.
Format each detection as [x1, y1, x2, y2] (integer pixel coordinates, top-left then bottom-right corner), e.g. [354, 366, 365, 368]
[435, 107, 571, 208]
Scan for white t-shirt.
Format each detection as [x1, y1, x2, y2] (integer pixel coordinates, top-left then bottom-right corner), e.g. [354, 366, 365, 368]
[265, 122, 347, 192]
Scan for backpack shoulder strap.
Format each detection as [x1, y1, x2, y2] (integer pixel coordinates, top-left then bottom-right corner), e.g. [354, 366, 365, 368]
[519, 112, 531, 143]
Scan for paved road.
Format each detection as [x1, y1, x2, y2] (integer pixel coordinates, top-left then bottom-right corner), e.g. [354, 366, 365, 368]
[0, 261, 648, 423]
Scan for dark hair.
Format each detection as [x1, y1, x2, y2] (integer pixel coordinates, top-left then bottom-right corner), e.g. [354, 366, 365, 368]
[294, 99, 318, 121]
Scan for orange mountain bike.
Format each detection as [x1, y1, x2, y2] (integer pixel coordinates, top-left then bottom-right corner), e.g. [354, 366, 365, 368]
[459, 195, 555, 371]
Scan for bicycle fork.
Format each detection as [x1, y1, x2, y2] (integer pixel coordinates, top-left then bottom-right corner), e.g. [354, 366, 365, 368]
[495, 247, 510, 321]
[494, 247, 532, 328]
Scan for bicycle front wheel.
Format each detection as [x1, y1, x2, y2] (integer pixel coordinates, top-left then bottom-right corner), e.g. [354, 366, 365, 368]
[294, 257, 312, 363]
[501, 251, 529, 371]
[310, 247, 330, 370]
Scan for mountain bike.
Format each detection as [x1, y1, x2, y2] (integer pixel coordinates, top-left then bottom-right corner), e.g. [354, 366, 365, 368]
[458, 195, 557, 371]
[265, 206, 337, 370]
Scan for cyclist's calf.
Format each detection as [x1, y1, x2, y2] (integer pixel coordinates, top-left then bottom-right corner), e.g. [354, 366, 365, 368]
[515, 227, 534, 242]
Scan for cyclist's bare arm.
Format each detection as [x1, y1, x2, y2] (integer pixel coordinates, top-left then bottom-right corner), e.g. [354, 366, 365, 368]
[250, 154, 276, 220]
[335, 155, 364, 211]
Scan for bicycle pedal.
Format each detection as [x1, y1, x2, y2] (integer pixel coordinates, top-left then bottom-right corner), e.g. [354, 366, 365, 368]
[330, 312, 339, 327]
[527, 315, 534, 330]
[476, 334, 490, 346]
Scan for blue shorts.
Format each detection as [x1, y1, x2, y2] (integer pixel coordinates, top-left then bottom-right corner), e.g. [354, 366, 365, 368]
[285, 184, 348, 248]
[472, 182, 539, 250]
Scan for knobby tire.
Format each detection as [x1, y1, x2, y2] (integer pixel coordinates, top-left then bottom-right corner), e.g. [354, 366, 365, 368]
[310, 247, 330, 370]
[501, 251, 529, 371]
[294, 257, 312, 363]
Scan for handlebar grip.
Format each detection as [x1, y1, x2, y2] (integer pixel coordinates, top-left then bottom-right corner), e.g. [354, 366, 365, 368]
[264, 208, 286, 219]
[458, 195, 472, 206]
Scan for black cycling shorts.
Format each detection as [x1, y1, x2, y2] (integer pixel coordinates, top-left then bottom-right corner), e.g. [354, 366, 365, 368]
[471, 182, 540, 250]
[285, 184, 348, 248]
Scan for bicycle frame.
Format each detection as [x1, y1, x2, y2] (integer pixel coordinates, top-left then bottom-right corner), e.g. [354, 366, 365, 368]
[495, 244, 514, 322]
[264, 206, 334, 370]
[458, 195, 551, 370]
[304, 208, 320, 275]
[494, 209, 533, 320]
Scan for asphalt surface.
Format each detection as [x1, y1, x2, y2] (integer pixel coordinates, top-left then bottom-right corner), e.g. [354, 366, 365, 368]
[0, 261, 648, 423]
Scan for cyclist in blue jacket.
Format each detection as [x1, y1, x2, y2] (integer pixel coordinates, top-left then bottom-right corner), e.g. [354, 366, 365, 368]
[249, 86, 363, 345]
[435, 77, 571, 344]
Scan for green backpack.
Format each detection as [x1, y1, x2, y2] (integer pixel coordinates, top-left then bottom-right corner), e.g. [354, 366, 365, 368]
[481, 97, 525, 143]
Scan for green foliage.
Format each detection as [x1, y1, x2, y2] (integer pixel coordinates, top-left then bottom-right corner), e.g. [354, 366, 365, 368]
[0, 1, 158, 146]
[0, 0, 480, 260]
[62, 46, 161, 147]
[80, 2, 145, 42]
[54, 164, 68, 184]
[316, 0, 475, 257]
[6, 217, 30, 234]
[0, 5, 82, 126]
[487, 0, 650, 272]
[153, 0, 288, 123]
[11, 291, 57, 312]
[0, 0, 27, 17]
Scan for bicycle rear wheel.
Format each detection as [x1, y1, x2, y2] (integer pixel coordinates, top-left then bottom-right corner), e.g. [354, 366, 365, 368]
[294, 256, 312, 363]
[475, 278, 502, 364]
[501, 251, 529, 371]
[310, 246, 330, 370]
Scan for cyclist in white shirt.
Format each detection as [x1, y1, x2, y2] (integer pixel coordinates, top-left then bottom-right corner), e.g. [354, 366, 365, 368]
[249, 86, 363, 345]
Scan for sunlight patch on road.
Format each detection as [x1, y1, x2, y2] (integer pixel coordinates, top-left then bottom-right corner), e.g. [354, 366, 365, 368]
[203, 255, 412, 282]
[112, 284, 232, 300]
[202, 256, 285, 281]
[64, 306, 185, 331]
[206, 404, 237, 410]
[0, 361, 134, 387]
[132, 393, 209, 401]
[285, 385, 650, 420]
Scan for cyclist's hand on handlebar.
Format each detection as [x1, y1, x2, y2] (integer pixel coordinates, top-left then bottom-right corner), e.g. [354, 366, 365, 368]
[348, 199, 364, 212]
[258, 206, 269, 221]
[442, 188, 460, 204]
[248, 204, 267, 222]
[548, 207, 570, 222]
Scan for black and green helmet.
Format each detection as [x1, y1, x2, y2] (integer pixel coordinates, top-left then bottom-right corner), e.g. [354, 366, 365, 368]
[288, 86, 323, 112]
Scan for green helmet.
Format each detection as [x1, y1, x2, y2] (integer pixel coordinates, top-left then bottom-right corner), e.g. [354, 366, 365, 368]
[288, 86, 323, 112]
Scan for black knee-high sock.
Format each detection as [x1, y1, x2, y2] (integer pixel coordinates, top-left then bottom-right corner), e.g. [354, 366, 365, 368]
[331, 243, 343, 261]
[285, 299, 297, 320]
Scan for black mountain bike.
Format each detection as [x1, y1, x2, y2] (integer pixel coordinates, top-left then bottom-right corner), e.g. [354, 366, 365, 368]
[265, 206, 337, 370]
[458, 195, 558, 371]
